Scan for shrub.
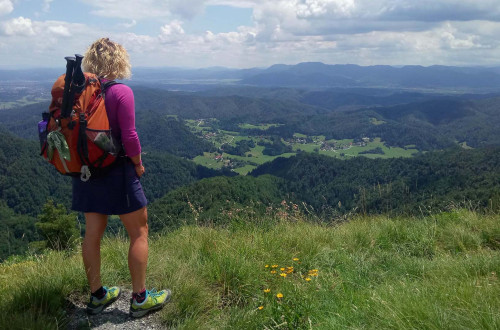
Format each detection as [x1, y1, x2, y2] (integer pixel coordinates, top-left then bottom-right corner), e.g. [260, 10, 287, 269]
[35, 200, 80, 251]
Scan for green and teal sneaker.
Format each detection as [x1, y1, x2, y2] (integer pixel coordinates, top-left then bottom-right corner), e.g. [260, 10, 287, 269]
[130, 288, 171, 318]
[86, 286, 121, 315]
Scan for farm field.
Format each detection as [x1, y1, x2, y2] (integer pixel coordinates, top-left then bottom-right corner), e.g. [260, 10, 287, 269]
[0, 95, 48, 110]
[186, 120, 419, 174]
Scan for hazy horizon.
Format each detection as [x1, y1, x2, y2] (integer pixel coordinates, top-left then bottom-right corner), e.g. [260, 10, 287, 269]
[2, 62, 500, 72]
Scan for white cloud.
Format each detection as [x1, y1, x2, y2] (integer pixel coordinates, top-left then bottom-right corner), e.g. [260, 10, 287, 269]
[1, 17, 35, 36]
[159, 20, 185, 43]
[47, 25, 71, 37]
[296, 0, 356, 19]
[0, 18, 96, 68]
[0, 0, 13, 16]
[117, 20, 137, 29]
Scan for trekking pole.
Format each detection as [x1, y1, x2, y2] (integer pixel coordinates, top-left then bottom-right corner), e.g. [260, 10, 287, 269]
[72, 54, 86, 94]
[61, 56, 75, 118]
[62, 55, 84, 119]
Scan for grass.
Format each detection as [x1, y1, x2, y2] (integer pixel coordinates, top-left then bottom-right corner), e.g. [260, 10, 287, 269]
[370, 117, 387, 125]
[232, 165, 257, 175]
[0, 209, 498, 329]
[193, 152, 225, 170]
[294, 138, 418, 159]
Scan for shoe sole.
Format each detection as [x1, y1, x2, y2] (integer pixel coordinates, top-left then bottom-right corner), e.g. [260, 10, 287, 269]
[130, 289, 172, 318]
[86, 289, 122, 315]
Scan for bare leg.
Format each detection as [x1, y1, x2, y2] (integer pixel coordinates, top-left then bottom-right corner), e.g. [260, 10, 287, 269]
[120, 207, 148, 293]
[82, 213, 108, 292]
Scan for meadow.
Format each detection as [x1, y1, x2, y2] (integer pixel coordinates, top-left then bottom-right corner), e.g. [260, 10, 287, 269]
[186, 120, 418, 175]
[0, 208, 498, 329]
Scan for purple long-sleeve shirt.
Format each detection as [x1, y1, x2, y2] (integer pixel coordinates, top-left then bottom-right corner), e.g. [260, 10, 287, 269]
[104, 83, 141, 158]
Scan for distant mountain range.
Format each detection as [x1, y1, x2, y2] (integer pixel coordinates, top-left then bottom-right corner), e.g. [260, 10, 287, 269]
[2, 62, 500, 91]
[238, 62, 500, 89]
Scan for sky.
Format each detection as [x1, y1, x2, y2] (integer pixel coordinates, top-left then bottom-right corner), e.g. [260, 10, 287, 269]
[1, 0, 500, 69]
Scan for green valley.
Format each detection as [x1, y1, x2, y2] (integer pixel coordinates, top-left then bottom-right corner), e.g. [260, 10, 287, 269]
[186, 119, 418, 174]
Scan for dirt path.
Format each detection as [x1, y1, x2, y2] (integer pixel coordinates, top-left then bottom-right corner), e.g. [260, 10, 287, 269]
[67, 289, 166, 329]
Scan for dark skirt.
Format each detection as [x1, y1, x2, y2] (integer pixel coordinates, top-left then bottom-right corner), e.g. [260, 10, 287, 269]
[72, 160, 147, 215]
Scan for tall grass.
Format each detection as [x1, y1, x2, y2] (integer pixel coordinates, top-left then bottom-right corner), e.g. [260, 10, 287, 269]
[0, 209, 498, 329]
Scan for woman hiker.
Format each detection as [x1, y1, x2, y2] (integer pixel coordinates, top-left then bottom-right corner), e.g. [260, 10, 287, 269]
[74, 37, 171, 317]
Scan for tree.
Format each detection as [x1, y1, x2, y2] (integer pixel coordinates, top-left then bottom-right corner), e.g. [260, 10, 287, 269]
[36, 200, 80, 251]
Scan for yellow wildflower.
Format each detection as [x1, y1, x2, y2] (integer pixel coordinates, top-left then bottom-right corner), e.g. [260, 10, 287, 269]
[280, 267, 285, 271]
[305, 277, 311, 281]
[258, 306, 264, 310]
[264, 288, 271, 293]
[271, 264, 278, 268]
[270, 270, 277, 274]
[265, 265, 269, 268]
[293, 258, 299, 261]
[276, 293, 283, 299]
[280, 273, 287, 278]
[308, 269, 319, 276]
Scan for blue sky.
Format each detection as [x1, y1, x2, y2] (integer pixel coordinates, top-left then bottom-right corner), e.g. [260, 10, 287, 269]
[1, 0, 500, 69]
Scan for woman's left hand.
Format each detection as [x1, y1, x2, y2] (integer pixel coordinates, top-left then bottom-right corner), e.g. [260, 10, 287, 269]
[135, 164, 145, 178]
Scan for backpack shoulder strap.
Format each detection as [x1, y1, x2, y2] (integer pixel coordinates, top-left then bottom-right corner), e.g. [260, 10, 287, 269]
[101, 80, 121, 92]
[99, 80, 122, 101]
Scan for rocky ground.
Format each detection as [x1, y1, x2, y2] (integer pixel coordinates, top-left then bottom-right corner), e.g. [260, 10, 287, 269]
[67, 289, 165, 329]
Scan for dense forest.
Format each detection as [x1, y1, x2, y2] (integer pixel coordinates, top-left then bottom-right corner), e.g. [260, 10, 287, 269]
[251, 148, 500, 214]
[145, 148, 500, 232]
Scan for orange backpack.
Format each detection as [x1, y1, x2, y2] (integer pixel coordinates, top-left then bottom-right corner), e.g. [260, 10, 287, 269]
[41, 55, 121, 181]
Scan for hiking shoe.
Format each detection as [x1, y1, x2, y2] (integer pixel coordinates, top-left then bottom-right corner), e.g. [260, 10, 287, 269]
[86, 286, 121, 315]
[130, 288, 171, 318]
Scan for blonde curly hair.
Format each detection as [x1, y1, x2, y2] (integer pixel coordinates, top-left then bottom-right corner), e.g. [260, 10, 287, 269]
[82, 38, 131, 80]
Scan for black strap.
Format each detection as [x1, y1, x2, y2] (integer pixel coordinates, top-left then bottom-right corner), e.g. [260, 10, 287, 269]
[100, 80, 121, 100]
[78, 113, 89, 162]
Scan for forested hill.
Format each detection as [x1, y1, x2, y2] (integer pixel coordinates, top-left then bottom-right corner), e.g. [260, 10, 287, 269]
[0, 128, 71, 260]
[250, 148, 500, 214]
[136, 111, 215, 158]
[146, 147, 500, 233]
[0, 127, 71, 216]
[3, 85, 500, 152]
[134, 89, 500, 150]
[132, 87, 325, 121]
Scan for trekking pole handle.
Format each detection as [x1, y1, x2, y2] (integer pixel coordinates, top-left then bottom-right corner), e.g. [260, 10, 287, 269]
[61, 57, 76, 118]
[73, 54, 86, 93]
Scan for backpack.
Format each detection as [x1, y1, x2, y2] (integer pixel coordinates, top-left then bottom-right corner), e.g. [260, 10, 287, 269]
[40, 55, 122, 181]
